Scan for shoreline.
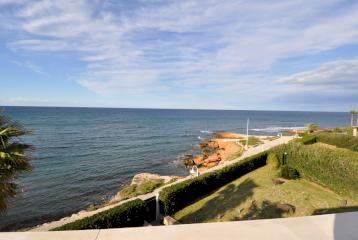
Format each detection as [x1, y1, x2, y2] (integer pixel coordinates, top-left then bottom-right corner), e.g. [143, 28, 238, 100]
[30, 135, 294, 231]
[26, 132, 290, 231]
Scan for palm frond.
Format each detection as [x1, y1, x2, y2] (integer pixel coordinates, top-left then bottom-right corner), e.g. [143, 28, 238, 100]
[0, 111, 33, 211]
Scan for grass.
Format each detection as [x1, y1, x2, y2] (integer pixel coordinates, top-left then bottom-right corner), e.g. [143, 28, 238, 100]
[263, 136, 280, 141]
[272, 142, 358, 198]
[313, 132, 358, 151]
[173, 164, 358, 224]
[239, 137, 262, 146]
[226, 147, 244, 161]
[119, 179, 164, 200]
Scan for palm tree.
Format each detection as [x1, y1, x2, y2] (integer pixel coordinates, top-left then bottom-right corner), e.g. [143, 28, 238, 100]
[306, 123, 318, 133]
[0, 112, 33, 211]
[350, 110, 358, 126]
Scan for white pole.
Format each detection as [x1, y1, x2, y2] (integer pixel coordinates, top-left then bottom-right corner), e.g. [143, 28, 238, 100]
[246, 118, 249, 149]
[155, 193, 160, 222]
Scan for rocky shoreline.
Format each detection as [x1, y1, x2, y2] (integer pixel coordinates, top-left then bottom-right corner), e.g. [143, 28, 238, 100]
[181, 131, 249, 173]
[85, 132, 258, 209]
[30, 133, 294, 231]
[31, 131, 270, 231]
[108, 173, 183, 205]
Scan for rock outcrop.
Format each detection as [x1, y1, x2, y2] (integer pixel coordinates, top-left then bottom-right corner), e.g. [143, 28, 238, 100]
[108, 173, 182, 205]
[183, 138, 243, 172]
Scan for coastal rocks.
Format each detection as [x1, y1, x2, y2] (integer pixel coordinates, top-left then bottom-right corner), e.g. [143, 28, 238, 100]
[211, 131, 245, 139]
[193, 156, 205, 165]
[130, 173, 179, 185]
[182, 154, 195, 166]
[109, 173, 182, 204]
[183, 137, 243, 172]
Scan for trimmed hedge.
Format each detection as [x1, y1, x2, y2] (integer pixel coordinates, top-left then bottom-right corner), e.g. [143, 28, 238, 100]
[52, 199, 146, 231]
[301, 134, 316, 145]
[314, 132, 358, 151]
[271, 143, 358, 198]
[159, 152, 268, 215]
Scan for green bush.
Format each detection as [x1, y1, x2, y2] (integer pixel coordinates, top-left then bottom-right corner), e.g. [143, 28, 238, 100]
[306, 123, 318, 133]
[301, 135, 316, 145]
[280, 165, 299, 179]
[120, 179, 164, 200]
[52, 199, 146, 231]
[332, 126, 353, 135]
[314, 132, 358, 151]
[271, 143, 358, 198]
[266, 153, 280, 170]
[239, 137, 263, 146]
[159, 152, 268, 215]
[136, 179, 164, 194]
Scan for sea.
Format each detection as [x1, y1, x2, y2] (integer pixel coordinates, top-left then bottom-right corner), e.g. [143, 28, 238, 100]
[0, 107, 350, 230]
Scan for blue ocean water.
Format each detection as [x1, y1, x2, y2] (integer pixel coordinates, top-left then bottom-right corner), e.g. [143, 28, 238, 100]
[0, 107, 350, 230]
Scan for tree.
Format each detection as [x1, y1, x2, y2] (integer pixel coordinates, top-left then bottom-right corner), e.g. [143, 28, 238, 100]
[350, 110, 358, 126]
[0, 111, 33, 211]
[306, 123, 318, 133]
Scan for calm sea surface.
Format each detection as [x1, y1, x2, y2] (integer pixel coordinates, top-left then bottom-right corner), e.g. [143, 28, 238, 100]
[0, 107, 350, 230]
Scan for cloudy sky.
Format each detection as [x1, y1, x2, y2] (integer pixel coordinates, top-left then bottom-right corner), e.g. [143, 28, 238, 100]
[1, 0, 358, 111]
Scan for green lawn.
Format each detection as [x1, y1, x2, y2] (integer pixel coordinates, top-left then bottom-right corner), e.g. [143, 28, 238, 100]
[173, 164, 358, 223]
[116, 179, 164, 201]
[239, 137, 263, 146]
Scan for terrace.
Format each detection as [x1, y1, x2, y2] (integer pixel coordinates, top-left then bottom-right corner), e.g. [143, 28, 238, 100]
[1, 212, 357, 240]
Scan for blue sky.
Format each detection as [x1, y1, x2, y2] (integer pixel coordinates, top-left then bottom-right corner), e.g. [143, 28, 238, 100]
[1, 0, 358, 111]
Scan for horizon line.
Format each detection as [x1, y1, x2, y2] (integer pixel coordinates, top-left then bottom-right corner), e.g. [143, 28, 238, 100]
[0, 105, 350, 114]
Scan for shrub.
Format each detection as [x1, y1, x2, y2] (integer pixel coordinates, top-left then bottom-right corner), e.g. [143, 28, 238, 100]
[280, 165, 299, 179]
[301, 135, 316, 145]
[136, 179, 164, 194]
[119, 179, 164, 200]
[266, 153, 280, 170]
[314, 132, 358, 151]
[159, 152, 268, 215]
[306, 123, 318, 133]
[271, 143, 358, 198]
[52, 199, 146, 231]
[298, 132, 306, 137]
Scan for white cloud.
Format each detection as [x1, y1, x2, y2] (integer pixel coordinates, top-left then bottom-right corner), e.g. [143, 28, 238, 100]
[9, 39, 70, 52]
[276, 59, 358, 92]
[0, 0, 24, 5]
[12, 60, 48, 76]
[2, 0, 358, 105]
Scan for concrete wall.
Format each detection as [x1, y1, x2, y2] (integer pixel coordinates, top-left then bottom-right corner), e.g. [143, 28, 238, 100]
[0, 212, 357, 240]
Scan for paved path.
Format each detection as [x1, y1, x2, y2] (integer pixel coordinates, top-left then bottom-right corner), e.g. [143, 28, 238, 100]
[3, 212, 357, 239]
[31, 136, 294, 231]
